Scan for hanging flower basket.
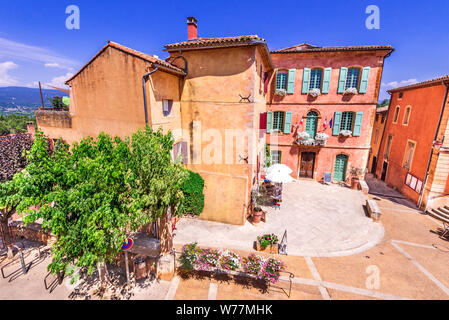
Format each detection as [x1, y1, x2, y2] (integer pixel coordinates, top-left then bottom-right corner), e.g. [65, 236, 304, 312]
[297, 138, 316, 146]
[339, 130, 352, 137]
[315, 132, 329, 141]
[297, 131, 310, 140]
[343, 87, 358, 95]
[274, 89, 287, 96]
[308, 88, 321, 97]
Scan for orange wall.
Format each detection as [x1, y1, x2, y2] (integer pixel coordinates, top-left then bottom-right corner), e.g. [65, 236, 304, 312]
[376, 84, 447, 203]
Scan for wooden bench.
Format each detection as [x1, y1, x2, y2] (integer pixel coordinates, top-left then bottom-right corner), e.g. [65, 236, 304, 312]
[366, 199, 381, 222]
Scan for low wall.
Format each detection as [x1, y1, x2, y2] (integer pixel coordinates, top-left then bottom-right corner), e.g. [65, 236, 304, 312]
[9, 221, 56, 246]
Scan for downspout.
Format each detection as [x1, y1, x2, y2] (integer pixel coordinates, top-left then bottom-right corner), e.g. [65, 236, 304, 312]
[142, 65, 159, 124]
[375, 91, 393, 177]
[418, 81, 449, 208]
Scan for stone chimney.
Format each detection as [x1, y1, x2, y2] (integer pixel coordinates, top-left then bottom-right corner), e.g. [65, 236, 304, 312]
[187, 16, 198, 40]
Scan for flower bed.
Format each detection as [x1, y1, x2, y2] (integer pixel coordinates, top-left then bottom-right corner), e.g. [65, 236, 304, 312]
[179, 243, 286, 284]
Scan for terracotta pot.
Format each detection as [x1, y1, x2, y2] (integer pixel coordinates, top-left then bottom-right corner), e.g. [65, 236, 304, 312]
[252, 210, 263, 223]
[350, 177, 359, 190]
[256, 242, 270, 252]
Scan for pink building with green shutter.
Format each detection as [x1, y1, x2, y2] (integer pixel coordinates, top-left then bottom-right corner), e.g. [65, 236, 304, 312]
[266, 43, 393, 182]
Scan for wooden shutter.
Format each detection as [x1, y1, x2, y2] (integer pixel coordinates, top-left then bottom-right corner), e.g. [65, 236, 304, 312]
[302, 68, 311, 94]
[353, 112, 364, 136]
[332, 112, 342, 135]
[359, 67, 370, 93]
[322, 67, 332, 93]
[337, 67, 348, 93]
[287, 69, 296, 94]
[284, 111, 292, 134]
[267, 111, 273, 133]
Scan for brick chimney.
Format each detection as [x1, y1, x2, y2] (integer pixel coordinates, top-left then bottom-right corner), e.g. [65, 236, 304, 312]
[187, 16, 198, 40]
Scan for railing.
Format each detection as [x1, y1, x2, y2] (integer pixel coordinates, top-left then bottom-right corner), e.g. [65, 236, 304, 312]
[296, 138, 327, 146]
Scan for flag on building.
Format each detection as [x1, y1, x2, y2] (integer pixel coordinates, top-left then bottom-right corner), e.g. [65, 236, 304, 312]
[329, 118, 333, 129]
[323, 118, 327, 129]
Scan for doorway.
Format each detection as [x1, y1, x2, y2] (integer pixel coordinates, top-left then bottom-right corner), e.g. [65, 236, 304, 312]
[299, 152, 316, 178]
[381, 161, 388, 181]
[371, 156, 377, 174]
[334, 154, 348, 181]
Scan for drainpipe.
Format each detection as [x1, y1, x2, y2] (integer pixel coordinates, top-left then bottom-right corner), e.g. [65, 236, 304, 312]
[418, 81, 449, 209]
[375, 91, 393, 178]
[142, 65, 159, 124]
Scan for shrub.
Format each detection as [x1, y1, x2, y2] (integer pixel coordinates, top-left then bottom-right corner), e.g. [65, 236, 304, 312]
[180, 242, 200, 271]
[219, 250, 241, 271]
[179, 170, 204, 216]
[196, 248, 220, 271]
[261, 258, 286, 284]
[242, 253, 265, 277]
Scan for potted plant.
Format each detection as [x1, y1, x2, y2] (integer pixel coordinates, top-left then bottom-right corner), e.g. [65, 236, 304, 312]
[343, 87, 358, 95]
[274, 88, 287, 96]
[297, 131, 310, 140]
[339, 130, 352, 137]
[308, 88, 321, 97]
[252, 207, 264, 223]
[256, 233, 279, 254]
[350, 167, 364, 190]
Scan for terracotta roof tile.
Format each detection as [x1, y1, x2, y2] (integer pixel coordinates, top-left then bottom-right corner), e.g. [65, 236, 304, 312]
[271, 44, 394, 53]
[387, 74, 449, 93]
[164, 35, 266, 51]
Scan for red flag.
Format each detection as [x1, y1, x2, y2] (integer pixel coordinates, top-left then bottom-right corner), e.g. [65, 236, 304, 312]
[323, 118, 327, 129]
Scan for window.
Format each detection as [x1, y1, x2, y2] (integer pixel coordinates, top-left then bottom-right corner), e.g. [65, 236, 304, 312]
[381, 114, 385, 124]
[163, 99, 173, 117]
[275, 72, 288, 90]
[341, 112, 354, 131]
[272, 111, 285, 132]
[403, 140, 416, 169]
[393, 106, 400, 123]
[403, 106, 411, 125]
[385, 134, 393, 158]
[271, 150, 282, 164]
[345, 68, 361, 90]
[305, 111, 318, 138]
[309, 69, 323, 90]
[399, 92, 404, 99]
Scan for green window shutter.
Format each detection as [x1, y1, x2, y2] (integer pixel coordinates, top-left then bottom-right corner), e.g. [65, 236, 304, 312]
[353, 112, 364, 136]
[322, 67, 332, 93]
[284, 111, 292, 134]
[267, 111, 273, 133]
[287, 69, 296, 94]
[332, 112, 342, 135]
[337, 67, 348, 93]
[302, 68, 311, 94]
[359, 67, 370, 93]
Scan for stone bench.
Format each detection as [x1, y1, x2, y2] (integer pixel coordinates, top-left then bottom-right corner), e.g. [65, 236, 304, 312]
[366, 199, 381, 222]
[359, 180, 369, 194]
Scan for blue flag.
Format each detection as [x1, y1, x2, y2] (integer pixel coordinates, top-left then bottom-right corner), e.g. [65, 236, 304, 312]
[329, 118, 333, 128]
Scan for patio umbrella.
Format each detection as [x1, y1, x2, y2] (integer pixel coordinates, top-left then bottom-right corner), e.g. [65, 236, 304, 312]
[266, 164, 293, 175]
[265, 171, 294, 183]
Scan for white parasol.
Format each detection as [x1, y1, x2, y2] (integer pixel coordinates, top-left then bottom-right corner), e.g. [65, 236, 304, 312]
[265, 171, 294, 183]
[266, 164, 293, 175]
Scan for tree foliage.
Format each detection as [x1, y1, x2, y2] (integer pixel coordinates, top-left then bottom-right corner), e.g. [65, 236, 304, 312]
[0, 114, 35, 136]
[0, 126, 188, 275]
[179, 170, 205, 216]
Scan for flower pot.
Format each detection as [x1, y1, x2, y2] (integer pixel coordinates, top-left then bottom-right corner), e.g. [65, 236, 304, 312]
[252, 210, 263, 223]
[256, 242, 270, 252]
[351, 177, 359, 190]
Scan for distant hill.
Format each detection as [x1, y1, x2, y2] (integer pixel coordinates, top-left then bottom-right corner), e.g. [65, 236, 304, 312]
[0, 86, 68, 115]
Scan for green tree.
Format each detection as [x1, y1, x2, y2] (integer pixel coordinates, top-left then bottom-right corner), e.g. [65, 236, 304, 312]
[179, 170, 205, 216]
[1, 127, 187, 282]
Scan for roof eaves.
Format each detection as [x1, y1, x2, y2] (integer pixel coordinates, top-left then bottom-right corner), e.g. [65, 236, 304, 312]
[387, 75, 449, 93]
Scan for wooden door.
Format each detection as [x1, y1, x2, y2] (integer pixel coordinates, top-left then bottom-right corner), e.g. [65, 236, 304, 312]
[300, 152, 315, 178]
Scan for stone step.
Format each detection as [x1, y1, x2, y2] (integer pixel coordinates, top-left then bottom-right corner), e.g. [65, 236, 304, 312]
[439, 207, 449, 215]
[428, 209, 449, 224]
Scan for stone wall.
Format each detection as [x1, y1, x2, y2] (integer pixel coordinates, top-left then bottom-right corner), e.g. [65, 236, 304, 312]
[9, 221, 56, 246]
[35, 110, 72, 128]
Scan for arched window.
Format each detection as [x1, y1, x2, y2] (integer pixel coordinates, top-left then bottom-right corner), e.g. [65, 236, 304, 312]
[393, 106, 400, 123]
[305, 111, 318, 138]
[345, 67, 361, 90]
[309, 69, 323, 90]
[403, 106, 411, 125]
[341, 112, 354, 131]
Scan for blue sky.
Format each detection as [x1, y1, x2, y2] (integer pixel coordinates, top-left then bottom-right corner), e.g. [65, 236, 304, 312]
[0, 0, 448, 101]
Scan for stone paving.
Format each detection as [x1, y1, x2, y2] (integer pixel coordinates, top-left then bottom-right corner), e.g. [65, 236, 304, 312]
[174, 179, 384, 257]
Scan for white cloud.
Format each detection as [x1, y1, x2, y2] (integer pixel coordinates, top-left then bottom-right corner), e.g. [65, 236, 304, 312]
[0, 61, 19, 86]
[0, 37, 78, 70]
[44, 62, 74, 71]
[381, 78, 419, 90]
[45, 72, 74, 88]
